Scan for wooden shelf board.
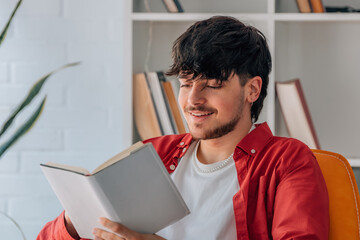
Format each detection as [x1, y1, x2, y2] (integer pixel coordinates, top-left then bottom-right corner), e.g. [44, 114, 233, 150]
[275, 13, 360, 22]
[132, 13, 360, 22]
[132, 13, 269, 22]
[349, 158, 360, 167]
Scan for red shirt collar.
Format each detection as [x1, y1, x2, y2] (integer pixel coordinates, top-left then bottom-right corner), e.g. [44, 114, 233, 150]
[177, 122, 273, 156]
[236, 122, 273, 156]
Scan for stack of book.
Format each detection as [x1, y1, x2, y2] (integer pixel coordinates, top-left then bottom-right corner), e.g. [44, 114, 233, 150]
[133, 72, 188, 140]
[296, 0, 325, 13]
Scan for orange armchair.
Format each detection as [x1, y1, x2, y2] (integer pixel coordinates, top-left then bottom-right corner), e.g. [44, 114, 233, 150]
[312, 149, 360, 240]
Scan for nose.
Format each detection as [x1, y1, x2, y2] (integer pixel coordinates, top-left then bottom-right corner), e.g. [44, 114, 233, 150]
[188, 82, 206, 106]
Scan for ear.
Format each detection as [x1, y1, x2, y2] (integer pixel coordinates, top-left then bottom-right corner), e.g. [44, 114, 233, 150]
[245, 76, 262, 104]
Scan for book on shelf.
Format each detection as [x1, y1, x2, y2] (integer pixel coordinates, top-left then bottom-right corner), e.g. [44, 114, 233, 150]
[145, 72, 176, 135]
[133, 71, 189, 140]
[158, 72, 187, 134]
[296, 0, 312, 13]
[161, 0, 184, 13]
[309, 0, 325, 13]
[40, 142, 190, 239]
[275, 79, 321, 149]
[157, 72, 179, 134]
[133, 73, 162, 140]
[168, 76, 189, 133]
[325, 6, 360, 13]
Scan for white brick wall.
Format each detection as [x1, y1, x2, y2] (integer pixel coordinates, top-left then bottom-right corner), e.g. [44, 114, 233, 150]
[0, 0, 130, 239]
[0, 63, 8, 83]
[0, 152, 18, 173]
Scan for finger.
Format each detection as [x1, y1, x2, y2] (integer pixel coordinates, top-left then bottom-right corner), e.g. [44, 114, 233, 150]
[93, 227, 125, 240]
[99, 217, 137, 239]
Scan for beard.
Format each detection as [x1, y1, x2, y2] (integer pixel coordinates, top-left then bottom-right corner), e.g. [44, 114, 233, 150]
[188, 97, 245, 140]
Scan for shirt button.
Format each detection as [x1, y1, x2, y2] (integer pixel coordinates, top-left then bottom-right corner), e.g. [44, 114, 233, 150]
[182, 147, 187, 153]
[251, 149, 256, 154]
[180, 142, 185, 146]
[170, 164, 176, 170]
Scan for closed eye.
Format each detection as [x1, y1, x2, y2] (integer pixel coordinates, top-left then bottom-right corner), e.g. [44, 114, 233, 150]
[207, 85, 222, 89]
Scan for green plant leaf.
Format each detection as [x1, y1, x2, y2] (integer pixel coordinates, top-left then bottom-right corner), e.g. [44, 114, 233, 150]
[0, 0, 22, 46]
[0, 61, 80, 137]
[0, 97, 46, 158]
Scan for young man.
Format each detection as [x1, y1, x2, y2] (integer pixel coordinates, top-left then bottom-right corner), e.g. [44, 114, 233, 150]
[38, 16, 329, 240]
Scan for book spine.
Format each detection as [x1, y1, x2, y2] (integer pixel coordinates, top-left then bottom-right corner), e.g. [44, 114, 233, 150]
[173, 0, 184, 12]
[146, 72, 174, 135]
[87, 176, 120, 221]
[294, 80, 321, 149]
[157, 71, 179, 134]
[309, 0, 325, 13]
[143, 73, 165, 135]
[162, 81, 187, 134]
[170, 80, 189, 133]
[275, 79, 321, 149]
[147, 145, 190, 215]
[296, 0, 312, 13]
[133, 73, 163, 140]
[161, 0, 183, 13]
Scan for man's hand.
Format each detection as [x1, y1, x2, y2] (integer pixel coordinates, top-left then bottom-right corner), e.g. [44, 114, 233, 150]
[92, 218, 166, 240]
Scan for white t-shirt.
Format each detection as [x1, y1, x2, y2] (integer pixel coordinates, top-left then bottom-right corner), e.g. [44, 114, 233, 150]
[157, 141, 240, 240]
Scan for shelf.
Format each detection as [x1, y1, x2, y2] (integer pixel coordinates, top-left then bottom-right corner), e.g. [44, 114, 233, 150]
[349, 158, 360, 167]
[130, 3, 360, 157]
[132, 12, 360, 23]
[275, 13, 360, 22]
[132, 13, 270, 22]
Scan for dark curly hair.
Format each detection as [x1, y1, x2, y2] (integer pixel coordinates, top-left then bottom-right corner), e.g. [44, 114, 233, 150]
[166, 16, 272, 122]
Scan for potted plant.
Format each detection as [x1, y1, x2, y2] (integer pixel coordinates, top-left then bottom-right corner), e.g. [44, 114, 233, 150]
[0, 1, 79, 238]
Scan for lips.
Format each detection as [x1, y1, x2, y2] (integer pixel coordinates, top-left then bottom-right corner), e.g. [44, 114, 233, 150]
[190, 112, 213, 117]
[188, 111, 214, 124]
[185, 106, 216, 123]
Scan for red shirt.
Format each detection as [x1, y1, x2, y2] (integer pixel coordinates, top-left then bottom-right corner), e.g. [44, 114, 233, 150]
[37, 122, 329, 240]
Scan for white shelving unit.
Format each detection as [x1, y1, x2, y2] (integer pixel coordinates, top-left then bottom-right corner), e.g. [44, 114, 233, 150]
[128, 0, 360, 165]
[349, 159, 360, 167]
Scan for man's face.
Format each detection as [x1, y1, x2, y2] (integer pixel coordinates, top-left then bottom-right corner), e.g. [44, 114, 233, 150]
[178, 74, 246, 140]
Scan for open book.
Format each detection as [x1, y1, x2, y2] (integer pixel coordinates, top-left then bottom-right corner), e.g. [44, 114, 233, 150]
[40, 142, 190, 239]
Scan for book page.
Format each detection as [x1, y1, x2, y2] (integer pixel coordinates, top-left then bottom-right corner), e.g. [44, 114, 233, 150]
[41, 162, 90, 175]
[91, 141, 144, 174]
[40, 165, 114, 239]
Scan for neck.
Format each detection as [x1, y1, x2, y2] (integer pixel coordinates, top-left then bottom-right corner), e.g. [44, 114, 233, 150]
[196, 120, 253, 164]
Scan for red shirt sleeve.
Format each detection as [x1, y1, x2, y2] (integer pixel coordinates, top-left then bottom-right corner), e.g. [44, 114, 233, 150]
[271, 149, 329, 239]
[37, 211, 88, 240]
